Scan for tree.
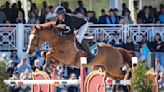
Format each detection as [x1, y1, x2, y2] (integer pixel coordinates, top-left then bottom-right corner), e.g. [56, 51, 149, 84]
[131, 63, 152, 92]
[0, 60, 9, 92]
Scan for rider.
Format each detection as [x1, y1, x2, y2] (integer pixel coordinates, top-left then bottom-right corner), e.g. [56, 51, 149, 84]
[53, 6, 94, 61]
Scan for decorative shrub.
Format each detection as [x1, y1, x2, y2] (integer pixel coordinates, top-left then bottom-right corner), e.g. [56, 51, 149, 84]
[0, 60, 9, 92]
[131, 63, 152, 92]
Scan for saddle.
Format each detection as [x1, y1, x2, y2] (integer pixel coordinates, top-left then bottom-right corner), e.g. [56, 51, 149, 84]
[75, 36, 98, 56]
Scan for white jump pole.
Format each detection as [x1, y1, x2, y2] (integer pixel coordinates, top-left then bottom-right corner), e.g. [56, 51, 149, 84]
[4, 80, 79, 85]
[106, 79, 131, 85]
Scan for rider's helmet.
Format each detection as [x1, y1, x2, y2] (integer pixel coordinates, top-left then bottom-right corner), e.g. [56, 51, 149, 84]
[54, 6, 66, 15]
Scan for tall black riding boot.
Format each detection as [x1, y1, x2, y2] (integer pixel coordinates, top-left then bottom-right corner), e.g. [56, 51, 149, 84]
[81, 40, 94, 63]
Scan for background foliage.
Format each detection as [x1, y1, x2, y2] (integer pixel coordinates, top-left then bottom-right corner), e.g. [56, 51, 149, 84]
[0, 60, 9, 92]
[131, 63, 152, 92]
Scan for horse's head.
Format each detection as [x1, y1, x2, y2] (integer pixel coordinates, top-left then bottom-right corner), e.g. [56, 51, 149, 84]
[26, 29, 43, 56]
[26, 22, 57, 56]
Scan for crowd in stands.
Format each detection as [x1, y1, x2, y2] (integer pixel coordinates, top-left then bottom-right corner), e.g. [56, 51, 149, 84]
[0, 1, 164, 24]
[0, 0, 164, 92]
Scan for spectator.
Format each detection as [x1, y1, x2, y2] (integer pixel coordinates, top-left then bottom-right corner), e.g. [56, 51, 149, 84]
[3, 20, 14, 32]
[67, 67, 80, 79]
[17, 58, 31, 75]
[151, 33, 164, 66]
[137, 6, 147, 23]
[113, 8, 121, 19]
[150, 33, 164, 52]
[148, 6, 153, 16]
[0, 53, 9, 66]
[74, 10, 85, 18]
[61, 1, 72, 13]
[121, 9, 133, 24]
[17, 1, 25, 20]
[40, 1, 48, 23]
[158, 72, 164, 88]
[45, 6, 54, 21]
[32, 59, 42, 71]
[67, 73, 79, 92]
[16, 11, 26, 23]
[75, 0, 87, 16]
[8, 71, 19, 92]
[7, 60, 16, 77]
[140, 7, 154, 23]
[106, 9, 120, 24]
[157, 6, 164, 24]
[10, 50, 20, 66]
[140, 36, 150, 68]
[28, 3, 39, 19]
[2, 1, 11, 22]
[122, 3, 130, 16]
[152, 8, 158, 23]
[19, 70, 31, 92]
[28, 11, 39, 24]
[110, 32, 123, 47]
[124, 37, 135, 51]
[10, 3, 18, 23]
[155, 57, 164, 73]
[157, 4, 164, 16]
[87, 11, 97, 24]
[98, 9, 107, 24]
[0, 8, 6, 23]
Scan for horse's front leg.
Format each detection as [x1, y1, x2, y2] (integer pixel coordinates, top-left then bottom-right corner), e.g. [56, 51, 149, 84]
[41, 50, 57, 72]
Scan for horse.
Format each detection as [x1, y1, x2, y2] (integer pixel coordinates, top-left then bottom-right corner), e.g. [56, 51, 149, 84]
[26, 22, 132, 80]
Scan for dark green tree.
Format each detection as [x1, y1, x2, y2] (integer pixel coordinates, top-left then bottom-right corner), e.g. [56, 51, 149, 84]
[0, 60, 9, 92]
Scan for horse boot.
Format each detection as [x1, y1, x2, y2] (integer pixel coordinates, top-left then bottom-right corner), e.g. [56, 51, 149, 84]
[81, 40, 94, 63]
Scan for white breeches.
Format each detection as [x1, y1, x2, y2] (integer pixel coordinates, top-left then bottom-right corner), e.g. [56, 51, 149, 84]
[76, 22, 89, 43]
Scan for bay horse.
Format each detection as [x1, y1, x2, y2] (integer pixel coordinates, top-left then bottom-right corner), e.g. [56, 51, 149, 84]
[26, 22, 132, 79]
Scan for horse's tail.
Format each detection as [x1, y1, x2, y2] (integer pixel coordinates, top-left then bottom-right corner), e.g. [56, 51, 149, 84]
[117, 48, 133, 68]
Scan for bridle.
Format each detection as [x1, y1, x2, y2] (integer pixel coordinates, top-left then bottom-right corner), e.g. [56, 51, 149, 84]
[27, 27, 59, 54]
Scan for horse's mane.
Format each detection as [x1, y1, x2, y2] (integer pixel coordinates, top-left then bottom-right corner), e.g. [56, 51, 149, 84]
[31, 22, 56, 34]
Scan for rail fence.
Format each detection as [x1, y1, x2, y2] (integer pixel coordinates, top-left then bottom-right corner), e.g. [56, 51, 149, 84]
[0, 24, 164, 53]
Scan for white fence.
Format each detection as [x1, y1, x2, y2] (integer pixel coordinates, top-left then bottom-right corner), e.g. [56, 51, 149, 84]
[0, 24, 164, 53]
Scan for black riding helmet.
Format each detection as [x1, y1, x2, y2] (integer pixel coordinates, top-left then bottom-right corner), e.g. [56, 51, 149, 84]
[54, 6, 66, 15]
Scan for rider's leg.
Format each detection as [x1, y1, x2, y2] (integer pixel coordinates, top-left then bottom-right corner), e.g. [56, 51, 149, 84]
[76, 22, 94, 61]
[81, 40, 92, 54]
[76, 22, 89, 44]
[81, 40, 94, 60]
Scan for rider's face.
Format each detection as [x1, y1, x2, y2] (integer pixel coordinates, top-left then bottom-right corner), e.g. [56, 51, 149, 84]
[57, 14, 64, 21]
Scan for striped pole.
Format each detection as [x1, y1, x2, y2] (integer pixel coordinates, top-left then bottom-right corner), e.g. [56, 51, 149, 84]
[4, 80, 79, 86]
[106, 79, 131, 85]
